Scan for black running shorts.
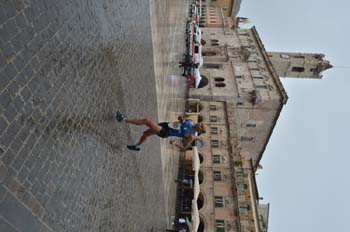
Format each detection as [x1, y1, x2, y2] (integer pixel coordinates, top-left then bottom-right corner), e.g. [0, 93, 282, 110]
[157, 122, 170, 138]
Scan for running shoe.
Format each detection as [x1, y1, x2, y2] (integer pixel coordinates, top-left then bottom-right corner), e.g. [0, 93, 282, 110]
[116, 111, 126, 122]
[127, 145, 141, 151]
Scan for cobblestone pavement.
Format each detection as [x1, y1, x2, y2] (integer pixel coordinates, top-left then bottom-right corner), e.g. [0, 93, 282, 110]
[0, 0, 188, 231]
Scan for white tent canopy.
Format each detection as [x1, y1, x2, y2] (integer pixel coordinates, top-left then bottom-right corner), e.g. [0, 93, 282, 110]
[191, 200, 200, 232]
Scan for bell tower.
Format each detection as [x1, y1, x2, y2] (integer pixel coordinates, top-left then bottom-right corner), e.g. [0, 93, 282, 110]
[267, 52, 332, 79]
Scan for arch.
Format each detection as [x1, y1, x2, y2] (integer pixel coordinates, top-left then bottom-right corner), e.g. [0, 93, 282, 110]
[197, 75, 209, 88]
[195, 138, 204, 148]
[215, 83, 226, 87]
[198, 115, 204, 123]
[198, 217, 206, 232]
[214, 77, 225, 82]
[197, 192, 204, 210]
[198, 170, 204, 184]
[198, 153, 204, 164]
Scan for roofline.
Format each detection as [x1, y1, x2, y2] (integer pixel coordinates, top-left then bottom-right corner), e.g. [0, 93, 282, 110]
[249, 26, 288, 170]
[250, 26, 289, 104]
[249, 159, 260, 200]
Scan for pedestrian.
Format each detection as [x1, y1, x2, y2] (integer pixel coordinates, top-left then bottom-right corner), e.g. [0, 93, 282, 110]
[116, 112, 206, 151]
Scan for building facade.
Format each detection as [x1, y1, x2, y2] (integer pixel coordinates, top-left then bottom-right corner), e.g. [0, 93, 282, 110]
[183, 12, 331, 231]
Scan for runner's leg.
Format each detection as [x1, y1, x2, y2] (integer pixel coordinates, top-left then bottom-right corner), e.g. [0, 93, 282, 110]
[137, 129, 156, 145]
[126, 119, 162, 133]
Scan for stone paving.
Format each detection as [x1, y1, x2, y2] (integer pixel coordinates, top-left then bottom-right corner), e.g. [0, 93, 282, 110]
[0, 0, 188, 231]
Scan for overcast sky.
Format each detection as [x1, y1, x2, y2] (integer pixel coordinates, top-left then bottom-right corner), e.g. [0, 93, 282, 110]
[238, 0, 350, 231]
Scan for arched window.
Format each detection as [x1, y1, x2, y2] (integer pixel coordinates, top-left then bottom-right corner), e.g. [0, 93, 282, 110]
[214, 77, 225, 82]
[198, 218, 205, 232]
[197, 193, 204, 209]
[197, 75, 209, 88]
[215, 83, 226, 87]
[198, 153, 204, 164]
[198, 170, 204, 184]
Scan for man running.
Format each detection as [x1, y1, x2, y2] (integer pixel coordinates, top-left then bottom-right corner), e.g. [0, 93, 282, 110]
[116, 112, 206, 151]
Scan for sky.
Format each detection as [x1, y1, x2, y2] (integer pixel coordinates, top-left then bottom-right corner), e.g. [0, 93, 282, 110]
[238, 0, 350, 231]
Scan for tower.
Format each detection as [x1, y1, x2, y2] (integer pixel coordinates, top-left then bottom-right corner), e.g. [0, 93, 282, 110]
[267, 52, 333, 79]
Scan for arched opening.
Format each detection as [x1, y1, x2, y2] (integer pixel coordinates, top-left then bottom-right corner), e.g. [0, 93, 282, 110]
[215, 83, 226, 87]
[198, 153, 204, 164]
[198, 218, 205, 232]
[195, 139, 204, 148]
[202, 51, 216, 56]
[198, 115, 204, 123]
[197, 75, 209, 88]
[214, 77, 225, 82]
[198, 170, 204, 184]
[197, 193, 204, 209]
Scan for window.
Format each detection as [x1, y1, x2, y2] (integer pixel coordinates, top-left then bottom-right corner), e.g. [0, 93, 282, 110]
[213, 155, 221, 164]
[215, 83, 226, 87]
[237, 183, 248, 190]
[252, 76, 263, 80]
[214, 77, 225, 82]
[235, 75, 243, 79]
[249, 68, 260, 71]
[292, 67, 305, 72]
[246, 123, 256, 128]
[215, 196, 224, 207]
[209, 105, 217, 111]
[211, 140, 219, 148]
[239, 207, 247, 213]
[239, 206, 249, 213]
[241, 136, 255, 142]
[211, 127, 219, 134]
[211, 39, 219, 43]
[204, 64, 222, 69]
[213, 170, 222, 181]
[216, 220, 225, 232]
[256, 85, 267, 89]
[202, 51, 216, 56]
[210, 115, 218, 122]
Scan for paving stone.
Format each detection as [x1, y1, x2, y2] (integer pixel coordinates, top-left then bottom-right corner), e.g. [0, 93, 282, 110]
[0, 216, 18, 232]
[0, 116, 8, 137]
[0, 193, 47, 232]
[0, 0, 188, 231]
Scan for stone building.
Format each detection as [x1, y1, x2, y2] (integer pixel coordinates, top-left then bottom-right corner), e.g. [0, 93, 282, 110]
[201, 0, 242, 17]
[199, 0, 242, 28]
[184, 19, 331, 231]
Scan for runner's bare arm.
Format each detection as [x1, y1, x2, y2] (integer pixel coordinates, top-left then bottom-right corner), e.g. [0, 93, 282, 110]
[170, 134, 195, 150]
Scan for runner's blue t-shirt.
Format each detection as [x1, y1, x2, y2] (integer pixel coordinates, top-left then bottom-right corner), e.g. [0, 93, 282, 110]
[168, 120, 196, 138]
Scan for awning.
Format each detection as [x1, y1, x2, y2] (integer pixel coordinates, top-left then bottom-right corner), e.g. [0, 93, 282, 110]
[194, 68, 202, 88]
[191, 200, 200, 232]
[193, 172, 200, 201]
[192, 146, 200, 172]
